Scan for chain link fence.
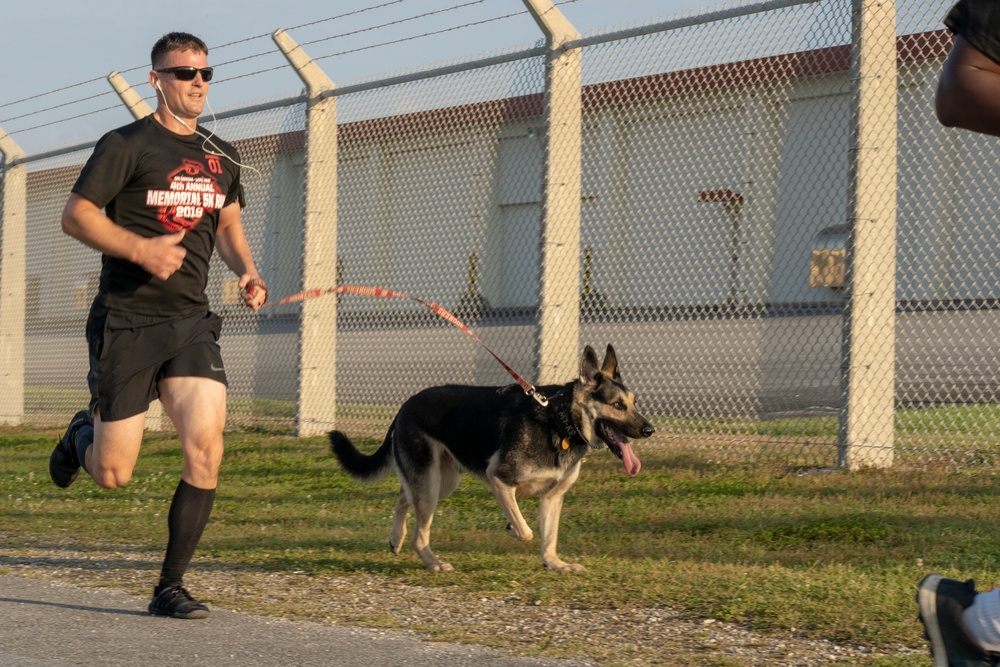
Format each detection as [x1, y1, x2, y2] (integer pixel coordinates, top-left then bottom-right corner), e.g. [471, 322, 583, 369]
[2, 0, 996, 469]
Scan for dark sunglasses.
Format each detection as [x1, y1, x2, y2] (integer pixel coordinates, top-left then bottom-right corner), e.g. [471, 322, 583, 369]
[155, 66, 214, 82]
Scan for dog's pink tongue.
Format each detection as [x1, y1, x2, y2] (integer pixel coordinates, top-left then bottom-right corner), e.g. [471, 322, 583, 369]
[620, 442, 641, 477]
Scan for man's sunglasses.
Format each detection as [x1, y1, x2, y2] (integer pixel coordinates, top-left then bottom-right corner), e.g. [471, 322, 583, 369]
[155, 66, 214, 82]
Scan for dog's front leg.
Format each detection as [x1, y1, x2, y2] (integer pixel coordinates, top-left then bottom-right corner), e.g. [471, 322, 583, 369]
[539, 464, 585, 572]
[487, 475, 533, 542]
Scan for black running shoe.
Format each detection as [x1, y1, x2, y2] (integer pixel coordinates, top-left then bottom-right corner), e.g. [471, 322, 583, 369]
[148, 585, 210, 619]
[49, 410, 90, 488]
[916, 574, 1000, 667]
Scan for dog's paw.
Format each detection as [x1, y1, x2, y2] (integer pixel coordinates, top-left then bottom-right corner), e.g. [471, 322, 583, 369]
[544, 560, 587, 573]
[428, 561, 454, 573]
[506, 522, 533, 542]
[389, 526, 407, 554]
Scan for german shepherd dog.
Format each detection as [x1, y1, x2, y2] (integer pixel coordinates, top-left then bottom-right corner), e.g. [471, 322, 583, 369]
[328, 344, 655, 573]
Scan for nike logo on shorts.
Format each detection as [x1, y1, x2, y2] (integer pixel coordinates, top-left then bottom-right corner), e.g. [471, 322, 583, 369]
[211, 364, 225, 372]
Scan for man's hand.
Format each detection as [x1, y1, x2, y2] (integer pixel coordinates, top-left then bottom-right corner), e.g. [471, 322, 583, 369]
[135, 231, 187, 281]
[240, 276, 268, 311]
[61, 195, 188, 279]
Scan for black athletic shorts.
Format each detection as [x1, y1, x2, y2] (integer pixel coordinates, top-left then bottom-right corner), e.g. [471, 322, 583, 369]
[86, 305, 228, 422]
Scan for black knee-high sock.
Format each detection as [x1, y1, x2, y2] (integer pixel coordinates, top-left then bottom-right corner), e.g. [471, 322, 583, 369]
[73, 421, 94, 474]
[158, 480, 216, 590]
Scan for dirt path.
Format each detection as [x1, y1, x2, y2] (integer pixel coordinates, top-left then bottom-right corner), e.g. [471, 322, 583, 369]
[0, 545, 924, 666]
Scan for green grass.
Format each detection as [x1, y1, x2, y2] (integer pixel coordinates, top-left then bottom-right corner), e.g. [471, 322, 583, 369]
[6, 424, 1000, 665]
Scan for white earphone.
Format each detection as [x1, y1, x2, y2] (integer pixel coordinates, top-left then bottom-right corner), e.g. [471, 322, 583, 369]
[151, 74, 260, 175]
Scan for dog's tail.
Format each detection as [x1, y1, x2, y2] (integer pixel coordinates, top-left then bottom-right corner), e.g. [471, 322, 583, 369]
[328, 422, 395, 482]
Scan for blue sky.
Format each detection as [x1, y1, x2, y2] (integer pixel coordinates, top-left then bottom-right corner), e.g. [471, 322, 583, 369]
[0, 0, 708, 154]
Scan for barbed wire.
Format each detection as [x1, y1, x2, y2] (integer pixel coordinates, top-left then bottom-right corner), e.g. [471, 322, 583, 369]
[313, 9, 523, 63]
[0, 76, 110, 112]
[0, 90, 119, 126]
[1, 0, 583, 134]
[10, 104, 124, 136]
[217, 5, 527, 85]
[300, 0, 487, 48]
[0, 0, 485, 113]
[218, 0, 585, 84]
[199, 0, 492, 78]
[213, 0, 413, 49]
[215, 0, 579, 72]
[178, 4, 525, 95]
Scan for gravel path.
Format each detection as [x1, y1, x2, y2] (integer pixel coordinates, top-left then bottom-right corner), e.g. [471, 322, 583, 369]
[0, 545, 922, 666]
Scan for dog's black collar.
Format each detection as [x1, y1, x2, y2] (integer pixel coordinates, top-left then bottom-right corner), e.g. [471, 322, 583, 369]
[545, 388, 588, 448]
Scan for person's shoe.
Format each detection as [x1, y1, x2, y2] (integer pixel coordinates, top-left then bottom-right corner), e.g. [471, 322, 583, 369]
[148, 585, 210, 619]
[49, 410, 90, 488]
[917, 574, 1000, 667]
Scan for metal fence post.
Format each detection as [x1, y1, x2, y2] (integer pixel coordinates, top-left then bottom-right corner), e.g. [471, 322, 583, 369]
[0, 129, 26, 425]
[108, 72, 155, 119]
[273, 29, 339, 437]
[841, 0, 898, 469]
[523, 0, 582, 384]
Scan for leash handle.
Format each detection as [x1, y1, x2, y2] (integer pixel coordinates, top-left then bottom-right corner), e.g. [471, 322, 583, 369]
[264, 285, 543, 399]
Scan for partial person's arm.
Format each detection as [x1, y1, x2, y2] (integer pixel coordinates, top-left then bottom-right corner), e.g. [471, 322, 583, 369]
[215, 201, 267, 310]
[937, 35, 1000, 136]
[61, 193, 187, 281]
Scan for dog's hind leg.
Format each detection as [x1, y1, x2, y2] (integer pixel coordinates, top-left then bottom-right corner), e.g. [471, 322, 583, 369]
[411, 507, 452, 572]
[538, 463, 585, 572]
[408, 454, 453, 573]
[389, 487, 408, 555]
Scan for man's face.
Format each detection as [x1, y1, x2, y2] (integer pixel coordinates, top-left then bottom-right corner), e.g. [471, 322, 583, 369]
[150, 48, 210, 122]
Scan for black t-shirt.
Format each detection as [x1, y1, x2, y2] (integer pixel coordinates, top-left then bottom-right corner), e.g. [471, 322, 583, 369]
[946, 0, 1000, 66]
[72, 115, 244, 316]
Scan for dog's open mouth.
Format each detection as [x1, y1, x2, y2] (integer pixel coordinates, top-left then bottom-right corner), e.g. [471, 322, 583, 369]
[598, 422, 641, 477]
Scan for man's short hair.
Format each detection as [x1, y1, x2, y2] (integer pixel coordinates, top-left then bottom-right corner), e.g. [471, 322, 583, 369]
[151, 32, 209, 68]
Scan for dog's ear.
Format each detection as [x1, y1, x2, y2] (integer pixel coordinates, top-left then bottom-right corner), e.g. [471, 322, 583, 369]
[601, 344, 620, 380]
[580, 345, 600, 383]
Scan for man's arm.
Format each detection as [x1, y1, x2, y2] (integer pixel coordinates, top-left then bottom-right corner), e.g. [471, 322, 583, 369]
[937, 35, 1000, 136]
[61, 193, 187, 281]
[215, 201, 267, 310]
